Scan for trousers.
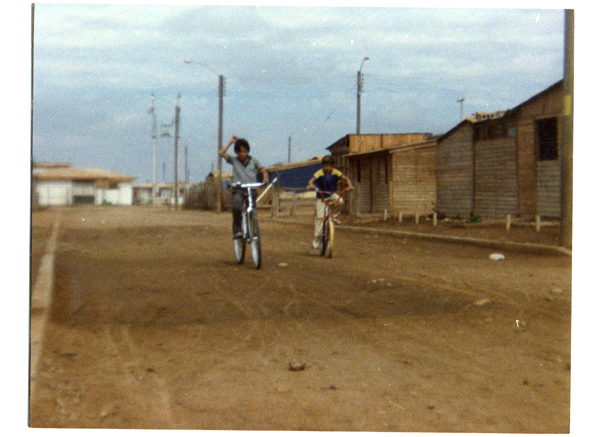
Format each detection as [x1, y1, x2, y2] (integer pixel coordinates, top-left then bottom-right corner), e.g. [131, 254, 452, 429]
[314, 194, 343, 239]
[231, 189, 257, 235]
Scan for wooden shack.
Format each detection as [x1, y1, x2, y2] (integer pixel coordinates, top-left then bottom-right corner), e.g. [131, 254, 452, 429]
[342, 138, 438, 216]
[436, 80, 563, 219]
[327, 133, 432, 176]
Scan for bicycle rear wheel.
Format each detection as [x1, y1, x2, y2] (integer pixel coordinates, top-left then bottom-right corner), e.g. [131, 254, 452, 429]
[325, 220, 334, 258]
[234, 235, 245, 264]
[249, 211, 262, 269]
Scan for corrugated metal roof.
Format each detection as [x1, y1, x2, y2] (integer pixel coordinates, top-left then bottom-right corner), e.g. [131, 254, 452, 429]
[34, 167, 136, 182]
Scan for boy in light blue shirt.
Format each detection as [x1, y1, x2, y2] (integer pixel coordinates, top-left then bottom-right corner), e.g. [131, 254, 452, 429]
[219, 136, 269, 238]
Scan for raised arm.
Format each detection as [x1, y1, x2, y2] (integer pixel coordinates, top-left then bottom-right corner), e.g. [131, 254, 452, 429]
[219, 136, 238, 160]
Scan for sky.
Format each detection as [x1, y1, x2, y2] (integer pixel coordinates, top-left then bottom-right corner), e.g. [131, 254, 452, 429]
[30, 1, 569, 185]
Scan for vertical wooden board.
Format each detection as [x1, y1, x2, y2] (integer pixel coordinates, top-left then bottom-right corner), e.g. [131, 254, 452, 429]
[435, 124, 474, 217]
[474, 138, 519, 218]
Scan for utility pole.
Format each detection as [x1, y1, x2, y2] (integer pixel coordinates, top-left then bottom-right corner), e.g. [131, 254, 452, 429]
[216, 75, 225, 213]
[356, 56, 369, 134]
[184, 142, 189, 184]
[288, 136, 291, 163]
[149, 93, 158, 205]
[457, 97, 465, 121]
[560, 9, 574, 248]
[173, 93, 181, 211]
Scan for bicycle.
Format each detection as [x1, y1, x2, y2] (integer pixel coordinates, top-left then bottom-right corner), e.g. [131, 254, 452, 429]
[230, 181, 268, 269]
[316, 188, 349, 258]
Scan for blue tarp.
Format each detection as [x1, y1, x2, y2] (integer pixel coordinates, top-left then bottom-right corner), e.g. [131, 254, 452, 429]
[268, 163, 322, 190]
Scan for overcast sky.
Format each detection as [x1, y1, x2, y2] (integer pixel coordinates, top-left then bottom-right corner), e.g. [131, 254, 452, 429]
[31, 2, 567, 184]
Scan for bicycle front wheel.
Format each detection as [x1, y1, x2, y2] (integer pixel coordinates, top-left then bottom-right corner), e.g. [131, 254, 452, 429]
[325, 219, 334, 258]
[320, 220, 328, 256]
[234, 236, 246, 264]
[249, 211, 262, 269]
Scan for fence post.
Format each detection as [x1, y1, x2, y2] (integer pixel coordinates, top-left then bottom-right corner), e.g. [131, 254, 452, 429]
[291, 192, 297, 216]
[384, 209, 388, 221]
[415, 212, 419, 224]
[433, 212, 437, 227]
[398, 212, 403, 223]
[272, 189, 279, 217]
[536, 215, 541, 232]
[506, 214, 511, 231]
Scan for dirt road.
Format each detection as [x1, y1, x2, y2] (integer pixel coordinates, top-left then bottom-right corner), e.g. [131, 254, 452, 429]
[29, 206, 571, 432]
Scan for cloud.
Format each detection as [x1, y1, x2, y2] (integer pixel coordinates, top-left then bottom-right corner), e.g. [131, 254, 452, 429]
[32, 5, 566, 182]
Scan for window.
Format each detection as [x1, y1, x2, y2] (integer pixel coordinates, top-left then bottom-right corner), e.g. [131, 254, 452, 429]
[536, 118, 558, 161]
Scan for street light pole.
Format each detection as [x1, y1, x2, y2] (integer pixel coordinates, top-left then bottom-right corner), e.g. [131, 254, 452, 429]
[357, 56, 369, 135]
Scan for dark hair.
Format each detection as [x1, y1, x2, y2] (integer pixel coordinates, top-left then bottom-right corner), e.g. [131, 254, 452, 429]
[234, 138, 250, 153]
[321, 155, 334, 165]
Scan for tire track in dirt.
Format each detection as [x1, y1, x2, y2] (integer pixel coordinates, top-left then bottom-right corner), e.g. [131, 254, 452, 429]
[103, 325, 180, 428]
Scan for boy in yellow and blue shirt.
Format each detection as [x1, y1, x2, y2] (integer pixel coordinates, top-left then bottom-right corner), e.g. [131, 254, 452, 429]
[307, 155, 354, 249]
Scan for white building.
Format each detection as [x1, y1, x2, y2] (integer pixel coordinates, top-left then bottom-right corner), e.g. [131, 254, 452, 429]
[33, 163, 136, 206]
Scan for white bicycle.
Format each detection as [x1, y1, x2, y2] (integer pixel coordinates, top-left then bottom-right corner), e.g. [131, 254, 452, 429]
[230, 181, 266, 269]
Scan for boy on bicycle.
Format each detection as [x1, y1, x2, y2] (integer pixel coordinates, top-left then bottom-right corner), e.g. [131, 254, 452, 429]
[219, 136, 269, 239]
[307, 155, 354, 249]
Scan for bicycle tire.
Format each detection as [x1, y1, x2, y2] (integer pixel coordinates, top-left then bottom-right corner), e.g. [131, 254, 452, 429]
[249, 211, 262, 269]
[234, 235, 245, 264]
[326, 219, 334, 258]
[320, 220, 328, 256]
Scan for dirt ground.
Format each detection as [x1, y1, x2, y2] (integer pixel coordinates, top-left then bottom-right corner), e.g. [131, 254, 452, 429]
[29, 205, 571, 432]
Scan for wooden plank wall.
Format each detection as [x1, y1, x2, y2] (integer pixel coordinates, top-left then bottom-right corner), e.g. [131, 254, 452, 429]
[353, 155, 390, 214]
[391, 146, 436, 214]
[435, 123, 474, 218]
[349, 134, 430, 154]
[355, 158, 371, 214]
[515, 121, 537, 216]
[371, 155, 390, 213]
[537, 160, 561, 217]
[474, 137, 519, 218]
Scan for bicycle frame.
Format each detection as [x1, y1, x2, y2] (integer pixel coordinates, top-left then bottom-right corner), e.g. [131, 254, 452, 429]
[231, 181, 267, 269]
[316, 189, 348, 258]
[317, 188, 348, 223]
[231, 182, 264, 241]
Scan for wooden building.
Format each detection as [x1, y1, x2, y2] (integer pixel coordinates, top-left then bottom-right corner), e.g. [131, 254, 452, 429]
[327, 133, 432, 177]
[344, 139, 438, 215]
[326, 134, 436, 216]
[435, 80, 563, 219]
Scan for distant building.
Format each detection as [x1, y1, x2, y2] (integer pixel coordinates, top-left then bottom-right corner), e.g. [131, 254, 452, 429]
[132, 183, 190, 205]
[205, 170, 233, 189]
[33, 163, 136, 206]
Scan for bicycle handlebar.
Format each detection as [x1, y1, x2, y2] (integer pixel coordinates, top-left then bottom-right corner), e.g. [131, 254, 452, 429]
[316, 188, 350, 205]
[230, 181, 267, 189]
